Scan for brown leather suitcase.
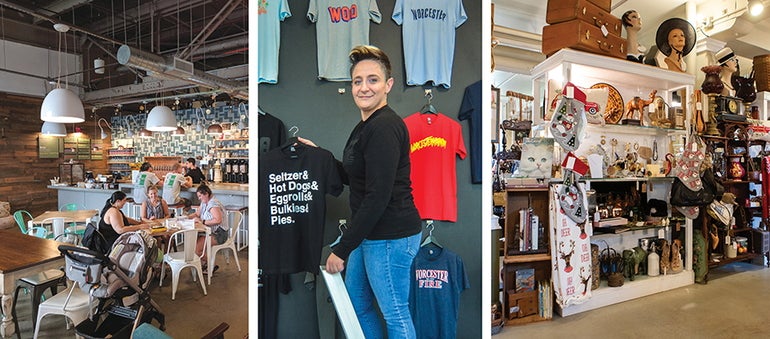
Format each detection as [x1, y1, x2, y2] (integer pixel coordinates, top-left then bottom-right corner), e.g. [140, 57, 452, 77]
[546, 0, 622, 37]
[586, 0, 611, 12]
[542, 19, 627, 59]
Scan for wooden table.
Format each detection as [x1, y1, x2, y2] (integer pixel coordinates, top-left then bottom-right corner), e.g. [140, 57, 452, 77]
[0, 230, 64, 338]
[31, 210, 98, 238]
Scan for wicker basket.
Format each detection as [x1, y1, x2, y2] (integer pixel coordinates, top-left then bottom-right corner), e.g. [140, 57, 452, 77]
[754, 54, 770, 92]
[607, 272, 625, 287]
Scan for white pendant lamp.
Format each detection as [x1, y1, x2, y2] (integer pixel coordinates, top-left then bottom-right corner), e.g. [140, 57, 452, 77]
[40, 122, 67, 136]
[40, 23, 84, 123]
[146, 105, 177, 131]
[40, 88, 85, 123]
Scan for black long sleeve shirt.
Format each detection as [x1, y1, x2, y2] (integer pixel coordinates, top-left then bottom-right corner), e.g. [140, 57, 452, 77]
[332, 105, 422, 260]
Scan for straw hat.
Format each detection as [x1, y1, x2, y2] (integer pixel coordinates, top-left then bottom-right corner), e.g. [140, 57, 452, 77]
[715, 47, 736, 65]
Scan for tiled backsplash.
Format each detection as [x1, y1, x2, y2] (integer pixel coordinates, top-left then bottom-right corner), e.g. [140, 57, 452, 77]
[109, 104, 247, 161]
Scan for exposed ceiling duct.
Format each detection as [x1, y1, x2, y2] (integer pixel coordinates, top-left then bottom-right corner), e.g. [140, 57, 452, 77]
[117, 44, 247, 100]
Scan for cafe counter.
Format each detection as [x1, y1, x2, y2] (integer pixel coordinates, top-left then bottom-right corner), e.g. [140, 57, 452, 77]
[48, 183, 248, 211]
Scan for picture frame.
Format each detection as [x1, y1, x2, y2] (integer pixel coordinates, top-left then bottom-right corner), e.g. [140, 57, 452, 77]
[491, 86, 501, 143]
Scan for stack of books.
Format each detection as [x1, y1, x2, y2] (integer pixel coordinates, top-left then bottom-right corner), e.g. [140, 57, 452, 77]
[517, 208, 541, 251]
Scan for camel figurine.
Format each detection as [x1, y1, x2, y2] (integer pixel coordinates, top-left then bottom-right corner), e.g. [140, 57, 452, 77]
[625, 90, 657, 124]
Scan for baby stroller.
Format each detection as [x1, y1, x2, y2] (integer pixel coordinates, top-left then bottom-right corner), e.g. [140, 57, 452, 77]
[60, 230, 165, 339]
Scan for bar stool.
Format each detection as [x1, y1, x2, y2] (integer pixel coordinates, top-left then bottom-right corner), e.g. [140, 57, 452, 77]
[167, 202, 186, 218]
[224, 205, 248, 251]
[11, 269, 66, 338]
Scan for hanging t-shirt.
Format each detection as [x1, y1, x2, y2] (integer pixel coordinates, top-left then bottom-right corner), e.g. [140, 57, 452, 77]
[458, 80, 482, 184]
[258, 112, 287, 153]
[404, 112, 466, 222]
[410, 245, 470, 339]
[258, 0, 292, 84]
[392, 0, 467, 88]
[307, 0, 381, 81]
[258, 144, 343, 275]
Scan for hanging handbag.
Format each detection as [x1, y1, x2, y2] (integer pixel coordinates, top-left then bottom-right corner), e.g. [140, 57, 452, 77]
[670, 167, 722, 206]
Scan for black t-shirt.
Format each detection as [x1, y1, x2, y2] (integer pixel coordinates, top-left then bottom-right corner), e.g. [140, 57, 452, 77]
[459, 80, 481, 184]
[258, 112, 287, 153]
[185, 167, 206, 184]
[258, 144, 343, 274]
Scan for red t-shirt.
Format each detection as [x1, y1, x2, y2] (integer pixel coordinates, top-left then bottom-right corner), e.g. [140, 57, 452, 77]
[404, 113, 466, 222]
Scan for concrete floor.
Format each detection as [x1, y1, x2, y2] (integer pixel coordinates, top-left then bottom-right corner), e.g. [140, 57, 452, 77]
[497, 262, 770, 338]
[12, 248, 248, 339]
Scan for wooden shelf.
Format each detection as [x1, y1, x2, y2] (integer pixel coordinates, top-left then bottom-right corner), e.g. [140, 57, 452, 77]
[503, 253, 550, 264]
[708, 253, 760, 268]
[557, 270, 694, 317]
[504, 314, 550, 326]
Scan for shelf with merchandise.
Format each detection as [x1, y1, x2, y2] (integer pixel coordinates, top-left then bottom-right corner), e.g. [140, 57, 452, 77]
[530, 49, 695, 317]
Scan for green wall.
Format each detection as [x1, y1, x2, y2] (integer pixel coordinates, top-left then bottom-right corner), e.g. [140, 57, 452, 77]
[258, 0, 482, 337]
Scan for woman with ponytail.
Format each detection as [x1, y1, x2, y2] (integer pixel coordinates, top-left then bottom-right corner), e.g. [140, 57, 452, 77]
[98, 191, 150, 249]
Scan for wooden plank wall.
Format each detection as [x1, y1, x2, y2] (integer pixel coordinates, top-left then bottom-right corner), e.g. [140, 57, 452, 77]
[0, 93, 109, 216]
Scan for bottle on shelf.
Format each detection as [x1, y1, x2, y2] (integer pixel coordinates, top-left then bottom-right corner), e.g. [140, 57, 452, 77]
[240, 159, 248, 183]
[213, 160, 222, 183]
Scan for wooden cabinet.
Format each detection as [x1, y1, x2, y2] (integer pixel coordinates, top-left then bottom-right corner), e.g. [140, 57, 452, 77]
[700, 121, 764, 274]
[501, 185, 551, 325]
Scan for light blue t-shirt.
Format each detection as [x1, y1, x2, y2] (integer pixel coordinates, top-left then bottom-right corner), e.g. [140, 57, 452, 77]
[393, 0, 467, 88]
[258, 0, 292, 84]
[308, 0, 381, 81]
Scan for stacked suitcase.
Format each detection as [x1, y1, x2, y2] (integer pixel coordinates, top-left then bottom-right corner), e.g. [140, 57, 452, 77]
[542, 0, 627, 59]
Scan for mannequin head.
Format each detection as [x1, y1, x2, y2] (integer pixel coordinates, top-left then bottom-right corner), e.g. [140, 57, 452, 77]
[667, 28, 686, 55]
[716, 47, 738, 73]
[622, 10, 642, 31]
[655, 18, 696, 58]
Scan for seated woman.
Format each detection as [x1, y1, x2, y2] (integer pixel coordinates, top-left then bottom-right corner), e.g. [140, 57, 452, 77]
[140, 185, 170, 222]
[187, 184, 227, 273]
[99, 191, 150, 251]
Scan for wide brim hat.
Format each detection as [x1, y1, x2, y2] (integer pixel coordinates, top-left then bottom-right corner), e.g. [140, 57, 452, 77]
[655, 18, 696, 57]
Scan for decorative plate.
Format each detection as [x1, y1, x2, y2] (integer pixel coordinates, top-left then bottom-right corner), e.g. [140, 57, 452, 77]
[590, 83, 624, 124]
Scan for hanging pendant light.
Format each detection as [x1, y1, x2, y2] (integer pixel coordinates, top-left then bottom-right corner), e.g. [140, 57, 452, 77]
[40, 23, 84, 123]
[172, 123, 186, 137]
[207, 120, 223, 136]
[40, 122, 67, 136]
[146, 105, 177, 131]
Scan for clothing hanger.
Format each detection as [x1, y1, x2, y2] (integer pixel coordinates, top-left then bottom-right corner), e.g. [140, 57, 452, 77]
[258, 105, 267, 115]
[329, 219, 347, 248]
[280, 126, 301, 158]
[420, 89, 437, 114]
[420, 220, 442, 249]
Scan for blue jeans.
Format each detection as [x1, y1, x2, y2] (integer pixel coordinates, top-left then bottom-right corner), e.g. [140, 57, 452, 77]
[345, 232, 421, 339]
